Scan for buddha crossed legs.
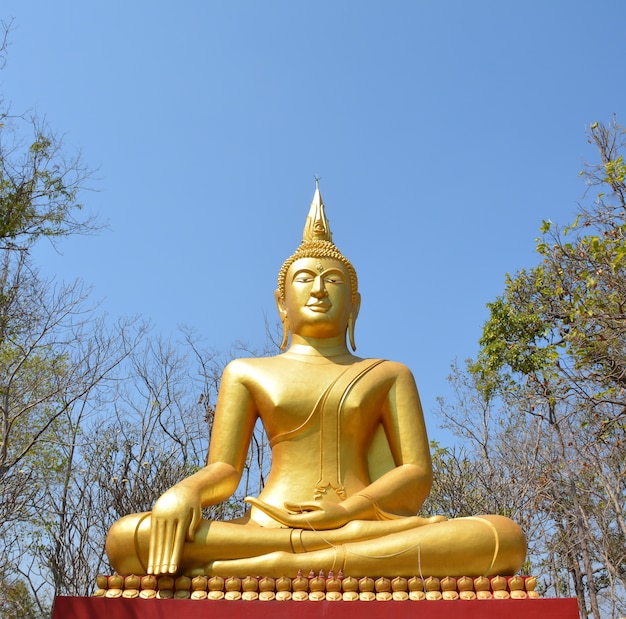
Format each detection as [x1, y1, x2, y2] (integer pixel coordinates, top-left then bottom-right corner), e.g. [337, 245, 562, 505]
[106, 184, 526, 578]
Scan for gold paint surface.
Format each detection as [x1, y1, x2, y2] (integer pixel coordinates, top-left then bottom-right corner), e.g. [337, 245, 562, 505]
[106, 186, 526, 578]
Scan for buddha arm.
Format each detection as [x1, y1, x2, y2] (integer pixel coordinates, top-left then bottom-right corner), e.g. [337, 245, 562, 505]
[341, 464, 431, 520]
[147, 360, 257, 574]
[359, 362, 432, 516]
[328, 362, 431, 522]
[201, 360, 258, 501]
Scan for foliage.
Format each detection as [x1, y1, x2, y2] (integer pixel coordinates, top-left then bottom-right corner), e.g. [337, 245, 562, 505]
[0, 574, 43, 619]
[0, 22, 132, 614]
[473, 119, 626, 433]
[0, 42, 272, 604]
[6, 325, 273, 603]
[0, 20, 93, 253]
[0, 21, 265, 616]
[0, 128, 92, 250]
[435, 119, 626, 619]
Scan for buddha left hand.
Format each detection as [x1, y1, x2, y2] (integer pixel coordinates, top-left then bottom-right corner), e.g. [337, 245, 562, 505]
[246, 497, 353, 530]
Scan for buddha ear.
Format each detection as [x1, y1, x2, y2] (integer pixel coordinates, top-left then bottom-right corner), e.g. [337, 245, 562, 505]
[274, 289, 289, 350]
[274, 289, 287, 321]
[348, 292, 361, 352]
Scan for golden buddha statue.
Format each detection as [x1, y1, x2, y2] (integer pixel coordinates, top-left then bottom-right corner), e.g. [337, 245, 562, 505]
[106, 183, 526, 579]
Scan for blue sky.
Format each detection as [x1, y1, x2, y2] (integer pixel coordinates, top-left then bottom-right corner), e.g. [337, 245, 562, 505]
[2, 1, 624, 442]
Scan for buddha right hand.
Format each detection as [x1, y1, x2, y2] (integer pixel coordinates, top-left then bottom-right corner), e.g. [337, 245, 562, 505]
[246, 496, 352, 529]
[147, 484, 202, 575]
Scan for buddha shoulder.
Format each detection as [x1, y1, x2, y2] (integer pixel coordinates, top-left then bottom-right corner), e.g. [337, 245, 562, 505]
[373, 360, 420, 393]
[376, 359, 413, 376]
[220, 356, 284, 383]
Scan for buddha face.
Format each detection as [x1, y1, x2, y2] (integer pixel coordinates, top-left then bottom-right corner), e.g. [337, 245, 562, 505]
[276, 257, 360, 340]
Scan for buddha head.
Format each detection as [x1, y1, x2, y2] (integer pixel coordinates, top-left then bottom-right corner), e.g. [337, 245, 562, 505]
[275, 183, 360, 350]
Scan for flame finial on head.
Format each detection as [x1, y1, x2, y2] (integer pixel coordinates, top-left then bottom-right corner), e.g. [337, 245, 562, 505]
[302, 178, 333, 243]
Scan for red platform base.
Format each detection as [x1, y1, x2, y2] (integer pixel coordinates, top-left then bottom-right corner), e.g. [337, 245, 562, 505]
[52, 595, 580, 618]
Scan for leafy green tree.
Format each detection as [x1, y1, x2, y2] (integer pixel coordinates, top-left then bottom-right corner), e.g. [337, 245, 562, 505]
[465, 119, 626, 619]
[35, 329, 272, 599]
[0, 23, 272, 615]
[0, 22, 141, 614]
[0, 21, 92, 252]
[474, 119, 625, 428]
[0, 574, 42, 619]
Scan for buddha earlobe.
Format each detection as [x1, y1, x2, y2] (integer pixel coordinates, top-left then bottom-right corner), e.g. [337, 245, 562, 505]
[279, 317, 290, 351]
[348, 313, 357, 352]
[274, 289, 290, 350]
[348, 292, 361, 352]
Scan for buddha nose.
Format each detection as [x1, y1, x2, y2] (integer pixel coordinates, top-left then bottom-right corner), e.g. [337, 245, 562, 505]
[311, 275, 328, 298]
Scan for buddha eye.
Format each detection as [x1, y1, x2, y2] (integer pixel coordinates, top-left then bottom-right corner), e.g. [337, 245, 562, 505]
[324, 275, 344, 285]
